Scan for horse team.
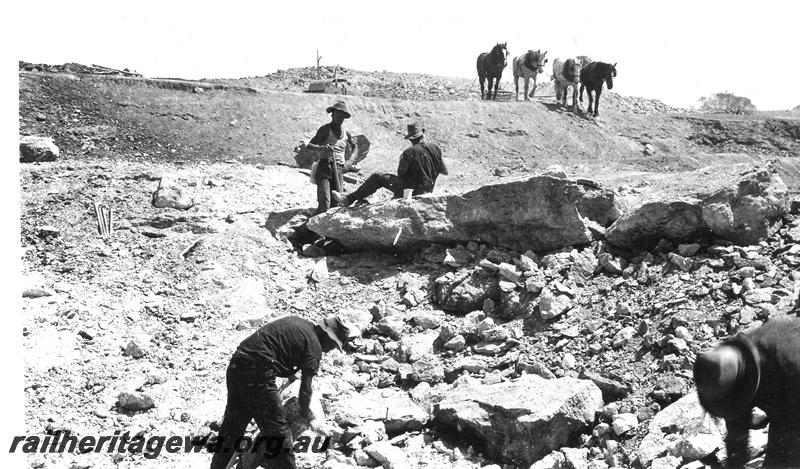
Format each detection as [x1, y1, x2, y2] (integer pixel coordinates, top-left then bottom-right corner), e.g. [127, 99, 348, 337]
[477, 43, 617, 117]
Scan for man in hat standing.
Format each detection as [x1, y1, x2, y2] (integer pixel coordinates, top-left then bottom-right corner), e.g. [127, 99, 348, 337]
[307, 100, 358, 214]
[693, 317, 800, 468]
[209, 315, 351, 469]
[331, 122, 447, 206]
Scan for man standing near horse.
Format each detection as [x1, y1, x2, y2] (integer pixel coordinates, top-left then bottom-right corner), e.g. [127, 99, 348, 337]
[331, 122, 447, 206]
[208, 315, 353, 469]
[306, 100, 358, 214]
[693, 317, 800, 468]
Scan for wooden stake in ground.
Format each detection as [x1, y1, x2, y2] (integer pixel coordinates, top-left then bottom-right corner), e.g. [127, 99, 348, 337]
[93, 202, 103, 236]
[93, 202, 114, 237]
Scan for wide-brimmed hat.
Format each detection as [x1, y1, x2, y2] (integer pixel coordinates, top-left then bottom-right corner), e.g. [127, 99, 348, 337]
[316, 315, 352, 350]
[326, 100, 351, 118]
[693, 335, 760, 419]
[404, 122, 424, 140]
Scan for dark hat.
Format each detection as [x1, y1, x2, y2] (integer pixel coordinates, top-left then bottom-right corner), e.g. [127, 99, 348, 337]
[316, 315, 352, 350]
[404, 122, 424, 140]
[326, 100, 351, 118]
[693, 335, 760, 419]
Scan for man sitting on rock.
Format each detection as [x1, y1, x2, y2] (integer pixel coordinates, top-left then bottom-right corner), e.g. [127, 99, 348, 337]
[693, 317, 800, 468]
[331, 122, 447, 206]
[209, 315, 352, 469]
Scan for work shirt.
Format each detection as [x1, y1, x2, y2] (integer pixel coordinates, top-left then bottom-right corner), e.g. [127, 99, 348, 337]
[722, 318, 800, 467]
[397, 141, 446, 193]
[309, 123, 354, 166]
[235, 316, 322, 378]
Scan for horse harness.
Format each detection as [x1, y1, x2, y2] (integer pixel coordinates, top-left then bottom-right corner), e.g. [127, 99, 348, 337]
[523, 51, 542, 73]
[561, 58, 578, 82]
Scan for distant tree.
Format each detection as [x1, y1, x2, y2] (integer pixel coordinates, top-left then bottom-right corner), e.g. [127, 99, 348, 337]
[698, 92, 757, 114]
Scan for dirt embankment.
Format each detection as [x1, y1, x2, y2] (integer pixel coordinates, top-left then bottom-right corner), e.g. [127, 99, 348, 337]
[20, 69, 800, 196]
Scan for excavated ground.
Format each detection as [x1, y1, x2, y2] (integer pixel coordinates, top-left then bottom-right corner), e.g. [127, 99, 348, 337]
[17, 66, 800, 469]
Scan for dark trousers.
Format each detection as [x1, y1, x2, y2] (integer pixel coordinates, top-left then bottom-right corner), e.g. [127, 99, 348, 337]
[763, 414, 800, 468]
[346, 173, 431, 204]
[315, 161, 344, 215]
[209, 355, 295, 469]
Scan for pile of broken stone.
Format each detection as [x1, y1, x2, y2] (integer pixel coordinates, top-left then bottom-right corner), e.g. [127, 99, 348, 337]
[272, 163, 798, 469]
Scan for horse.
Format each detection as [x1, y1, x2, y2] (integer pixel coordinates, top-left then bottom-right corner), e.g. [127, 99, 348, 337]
[552, 57, 583, 112]
[512, 49, 548, 101]
[476, 43, 508, 100]
[580, 62, 617, 117]
[576, 55, 592, 67]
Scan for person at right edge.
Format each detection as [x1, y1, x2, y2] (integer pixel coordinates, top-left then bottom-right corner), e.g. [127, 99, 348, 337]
[693, 316, 800, 468]
[331, 122, 447, 206]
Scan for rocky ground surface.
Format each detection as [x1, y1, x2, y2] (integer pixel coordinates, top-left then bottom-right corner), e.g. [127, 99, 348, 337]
[17, 63, 800, 469]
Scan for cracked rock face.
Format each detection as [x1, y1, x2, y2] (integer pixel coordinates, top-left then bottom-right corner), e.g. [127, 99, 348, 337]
[606, 165, 788, 249]
[307, 175, 620, 253]
[432, 375, 603, 466]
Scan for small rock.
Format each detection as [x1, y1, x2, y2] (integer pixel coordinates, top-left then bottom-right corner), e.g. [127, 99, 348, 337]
[37, 226, 61, 238]
[668, 253, 693, 272]
[593, 423, 610, 438]
[598, 253, 624, 274]
[650, 455, 681, 469]
[20, 136, 59, 162]
[412, 313, 440, 330]
[673, 432, 721, 461]
[525, 277, 546, 294]
[673, 326, 693, 342]
[518, 255, 538, 272]
[517, 355, 556, 379]
[123, 340, 146, 358]
[364, 441, 410, 468]
[677, 243, 701, 257]
[117, 392, 155, 411]
[180, 311, 201, 322]
[410, 354, 444, 384]
[375, 317, 404, 340]
[529, 451, 566, 469]
[23, 288, 52, 299]
[561, 353, 577, 370]
[442, 335, 466, 351]
[498, 263, 521, 283]
[539, 288, 573, 320]
[612, 326, 636, 348]
[152, 177, 194, 210]
[612, 413, 638, 435]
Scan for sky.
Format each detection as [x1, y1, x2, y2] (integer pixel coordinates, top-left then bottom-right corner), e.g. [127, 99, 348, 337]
[8, 0, 800, 110]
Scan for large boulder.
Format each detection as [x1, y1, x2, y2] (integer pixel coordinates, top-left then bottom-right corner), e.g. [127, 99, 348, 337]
[308, 175, 620, 253]
[20, 136, 59, 162]
[636, 391, 726, 468]
[432, 375, 603, 466]
[607, 165, 788, 249]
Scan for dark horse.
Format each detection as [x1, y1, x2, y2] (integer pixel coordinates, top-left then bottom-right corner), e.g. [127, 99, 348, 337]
[579, 62, 617, 117]
[477, 43, 508, 100]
